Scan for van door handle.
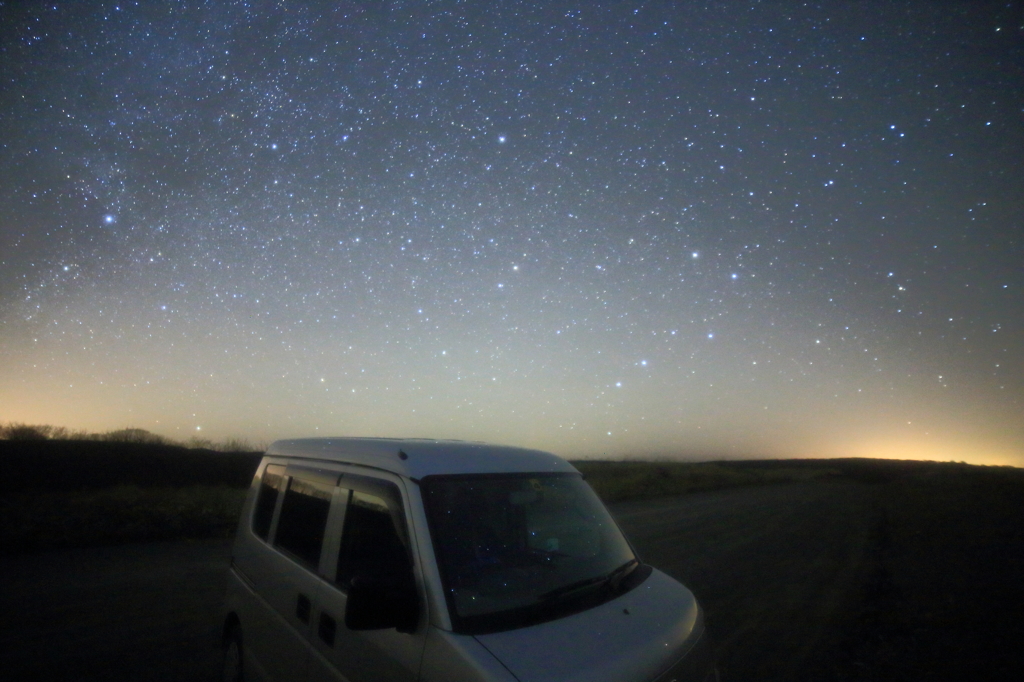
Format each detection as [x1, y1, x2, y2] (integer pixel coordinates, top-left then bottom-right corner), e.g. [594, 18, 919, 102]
[318, 612, 336, 647]
[296, 593, 311, 623]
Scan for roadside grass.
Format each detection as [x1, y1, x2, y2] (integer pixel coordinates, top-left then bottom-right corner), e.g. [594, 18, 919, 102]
[1, 439, 260, 555]
[0, 439, 263, 491]
[572, 458, 838, 502]
[0, 484, 248, 554]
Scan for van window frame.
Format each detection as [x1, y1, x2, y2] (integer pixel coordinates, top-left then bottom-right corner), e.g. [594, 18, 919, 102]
[252, 463, 286, 542]
[272, 472, 336, 572]
[330, 473, 414, 593]
[248, 462, 345, 578]
[249, 462, 417, 588]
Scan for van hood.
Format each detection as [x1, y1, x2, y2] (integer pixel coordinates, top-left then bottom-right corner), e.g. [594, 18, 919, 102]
[472, 568, 702, 682]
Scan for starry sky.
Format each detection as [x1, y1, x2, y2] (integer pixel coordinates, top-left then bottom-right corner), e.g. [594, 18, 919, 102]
[1, 1, 1021, 465]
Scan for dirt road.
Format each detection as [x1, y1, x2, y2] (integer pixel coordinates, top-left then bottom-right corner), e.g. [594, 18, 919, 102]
[0, 480, 884, 681]
[613, 479, 877, 681]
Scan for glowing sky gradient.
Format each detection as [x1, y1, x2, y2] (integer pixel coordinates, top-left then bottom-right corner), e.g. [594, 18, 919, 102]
[1, 1, 1021, 465]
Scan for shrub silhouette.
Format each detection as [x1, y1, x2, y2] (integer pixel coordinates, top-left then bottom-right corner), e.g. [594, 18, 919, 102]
[0, 422, 264, 451]
[102, 428, 167, 445]
[2, 423, 52, 440]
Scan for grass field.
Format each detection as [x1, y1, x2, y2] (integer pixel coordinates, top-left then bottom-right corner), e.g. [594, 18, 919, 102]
[573, 457, 838, 501]
[0, 484, 248, 552]
[0, 440, 260, 554]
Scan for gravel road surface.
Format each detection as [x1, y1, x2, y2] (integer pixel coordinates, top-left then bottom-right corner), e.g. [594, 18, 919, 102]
[1, 538, 232, 681]
[614, 479, 876, 680]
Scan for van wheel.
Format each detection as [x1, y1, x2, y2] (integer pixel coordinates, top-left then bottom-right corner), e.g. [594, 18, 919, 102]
[222, 626, 244, 682]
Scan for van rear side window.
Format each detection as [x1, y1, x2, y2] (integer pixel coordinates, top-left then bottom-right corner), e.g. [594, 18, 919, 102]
[274, 476, 333, 570]
[252, 465, 285, 540]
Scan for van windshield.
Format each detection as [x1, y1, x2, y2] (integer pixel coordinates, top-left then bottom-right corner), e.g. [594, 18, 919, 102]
[420, 472, 645, 634]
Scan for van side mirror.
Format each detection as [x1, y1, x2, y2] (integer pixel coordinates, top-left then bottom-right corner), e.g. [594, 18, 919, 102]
[345, 576, 419, 633]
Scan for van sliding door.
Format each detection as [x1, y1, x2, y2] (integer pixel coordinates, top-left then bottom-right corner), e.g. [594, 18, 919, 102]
[306, 474, 426, 682]
[257, 469, 337, 682]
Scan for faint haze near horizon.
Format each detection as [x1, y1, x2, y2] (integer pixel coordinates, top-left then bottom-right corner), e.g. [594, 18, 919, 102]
[1, 2, 1021, 467]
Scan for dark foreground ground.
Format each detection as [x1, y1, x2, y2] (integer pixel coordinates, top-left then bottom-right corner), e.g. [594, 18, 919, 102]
[1, 538, 231, 681]
[1, 472, 1022, 681]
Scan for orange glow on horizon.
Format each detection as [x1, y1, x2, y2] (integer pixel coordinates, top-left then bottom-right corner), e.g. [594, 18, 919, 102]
[827, 436, 1023, 468]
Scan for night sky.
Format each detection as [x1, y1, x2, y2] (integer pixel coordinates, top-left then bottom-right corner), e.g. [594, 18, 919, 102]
[2, 1, 1021, 465]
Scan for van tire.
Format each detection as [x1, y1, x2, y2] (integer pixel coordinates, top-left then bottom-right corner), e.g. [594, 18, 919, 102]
[222, 626, 244, 682]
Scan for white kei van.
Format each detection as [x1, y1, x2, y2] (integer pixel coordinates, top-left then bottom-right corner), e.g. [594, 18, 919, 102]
[221, 438, 717, 682]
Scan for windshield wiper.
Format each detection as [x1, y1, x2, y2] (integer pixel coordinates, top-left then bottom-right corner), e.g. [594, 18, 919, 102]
[605, 558, 639, 591]
[537, 558, 639, 603]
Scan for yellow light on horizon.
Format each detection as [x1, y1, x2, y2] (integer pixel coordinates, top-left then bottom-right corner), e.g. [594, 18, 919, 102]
[833, 436, 1022, 468]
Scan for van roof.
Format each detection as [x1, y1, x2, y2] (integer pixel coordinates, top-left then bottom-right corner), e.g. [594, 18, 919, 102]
[265, 437, 579, 480]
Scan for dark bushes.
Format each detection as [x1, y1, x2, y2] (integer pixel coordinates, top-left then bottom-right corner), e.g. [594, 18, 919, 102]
[0, 440, 262, 492]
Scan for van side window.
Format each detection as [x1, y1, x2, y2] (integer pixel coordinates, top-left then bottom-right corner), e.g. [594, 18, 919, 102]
[335, 490, 411, 590]
[252, 465, 285, 540]
[274, 476, 333, 570]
